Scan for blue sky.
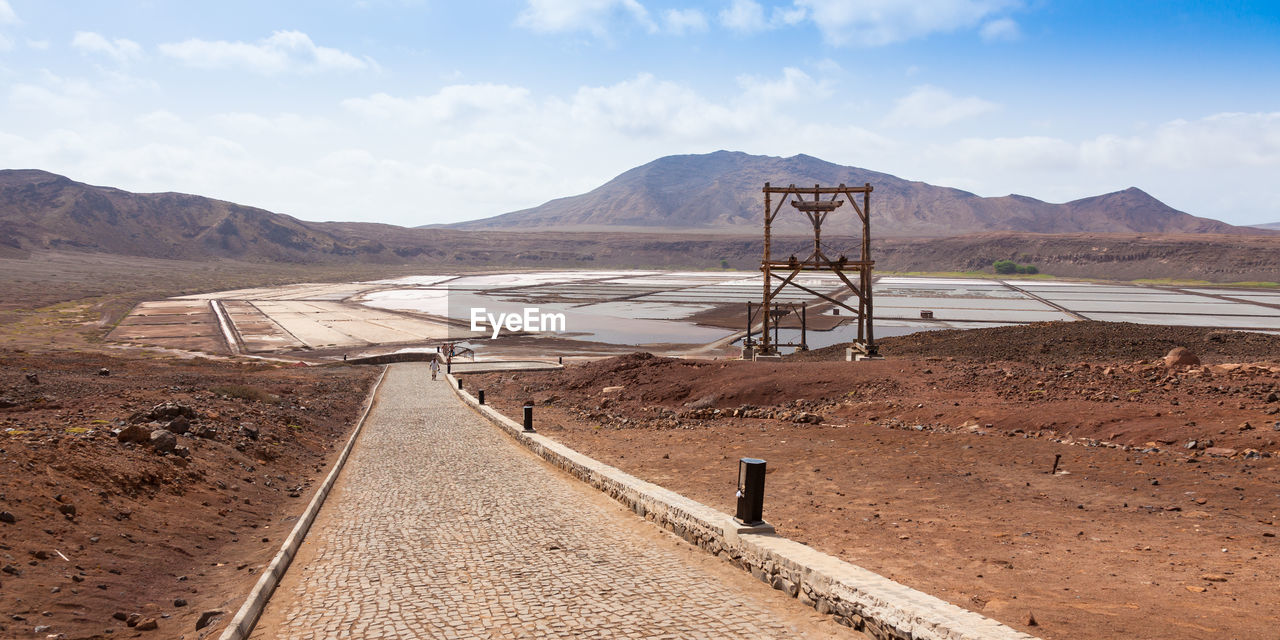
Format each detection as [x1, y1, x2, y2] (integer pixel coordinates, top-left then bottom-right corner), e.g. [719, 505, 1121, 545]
[1, 1, 1277, 226]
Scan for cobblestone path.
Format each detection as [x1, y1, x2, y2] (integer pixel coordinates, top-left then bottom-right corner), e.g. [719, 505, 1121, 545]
[251, 363, 840, 639]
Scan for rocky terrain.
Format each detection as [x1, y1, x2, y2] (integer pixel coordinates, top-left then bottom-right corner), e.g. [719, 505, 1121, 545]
[0, 349, 378, 639]
[469, 323, 1280, 640]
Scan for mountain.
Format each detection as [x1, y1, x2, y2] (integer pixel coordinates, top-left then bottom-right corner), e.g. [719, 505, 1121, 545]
[0, 170, 391, 262]
[453, 151, 1247, 237]
[1252, 222, 1280, 230]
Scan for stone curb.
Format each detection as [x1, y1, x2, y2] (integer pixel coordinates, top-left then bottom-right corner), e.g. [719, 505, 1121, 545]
[448, 373, 1040, 640]
[216, 365, 389, 640]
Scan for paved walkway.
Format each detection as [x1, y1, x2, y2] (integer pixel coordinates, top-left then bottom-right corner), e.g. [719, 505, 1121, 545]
[251, 363, 840, 639]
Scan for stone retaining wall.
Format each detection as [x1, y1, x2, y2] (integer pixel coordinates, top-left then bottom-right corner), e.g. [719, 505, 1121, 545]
[448, 375, 1040, 640]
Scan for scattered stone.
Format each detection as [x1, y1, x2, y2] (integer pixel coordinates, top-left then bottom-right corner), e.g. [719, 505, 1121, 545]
[1201, 574, 1228, 582]
[112, 612, 127, 621]
[0, 397, 16, 408]
[33, 625, 50, 633]
[135, 617, 157, 631]
[148, 430, 177, 454]
[166, 416, 190, 435]
[1266, 391, 1279, 403]
[3, 563, 21, 576]
[115, 424, 151, 444]
[58, 504, 76, 518]
[125, 613, 141, 627]
[173, 445, 191, 458]
[239, 424, 259, 440]
[1022, 611, 1038, 627]
[1163, 347, 1200, 368]
[1204, 447, 1237, 458]
[195, 610, 224, 630]
[25, 373, 40, 385]
[1185, 585, 1206, 593]
[173, 598, 187, 607]
[193, 425, 218, 439]
[130, 402, 196, 424]
[0, 511, 15, 524]
[97, 368, 111, 377]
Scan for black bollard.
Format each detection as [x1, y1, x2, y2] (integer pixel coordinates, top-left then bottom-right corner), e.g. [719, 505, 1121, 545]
[457, 378, 463, 390]
[446, 363, 451, 374]
[735, 458, 766, 525]
[478, 390, 485, 405]
[558, 356, 563, 365]
[522, 403, 535, 432]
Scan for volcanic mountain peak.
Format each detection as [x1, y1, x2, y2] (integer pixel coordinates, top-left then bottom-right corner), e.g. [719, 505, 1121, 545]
[454, 151, 1246, 237]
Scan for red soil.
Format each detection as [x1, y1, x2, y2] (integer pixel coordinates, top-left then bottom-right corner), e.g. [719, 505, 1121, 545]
[0, 350, 377, 639]
[469, 323, 1280, 640]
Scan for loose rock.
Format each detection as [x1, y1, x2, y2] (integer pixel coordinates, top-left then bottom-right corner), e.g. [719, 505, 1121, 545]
[166, 416, 190, 435]
[148, 429, 177, 454]
[1164, 347, 1200, 368]
[116, 424, 151, 444]
[195, 610, 224, 630]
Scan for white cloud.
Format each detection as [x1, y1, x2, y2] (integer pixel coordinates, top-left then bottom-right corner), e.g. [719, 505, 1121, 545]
[26, 39, 50, 50]
[736, 67, 828, 104]
[1086, 112, 1280, 170]
[773, 5, 808, 25]
[343, 84, 533, 124]
[7, 73, 101, 118]
[884, 85, 999, 128]
[979, 17, 1020, 42]
[663, 8, 708, 34]
[0, 34, 11, 51]
[933, 135, 1077, 171]
[158, 30, 372, 74]
[927, 112, 1280, 175]
[719, 0, 768, 33]
[0, 0, 18, 25]
[516, 0, 656, 36]
[212, 112, 332, 137]
[569, 73, 741, 137]
[72, 31, 143, 63]
[793, 0, 1017, 46]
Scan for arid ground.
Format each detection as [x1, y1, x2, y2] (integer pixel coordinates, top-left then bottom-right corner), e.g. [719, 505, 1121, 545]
[470, 323, 1280, 640]
[0, 349, 379, 639]
[3, 249, 1279, 639]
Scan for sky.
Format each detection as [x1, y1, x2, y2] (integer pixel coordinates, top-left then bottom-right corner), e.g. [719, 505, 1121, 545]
[0, 1, 1278, 227]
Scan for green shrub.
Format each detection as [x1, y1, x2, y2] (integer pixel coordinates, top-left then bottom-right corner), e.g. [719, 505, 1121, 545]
[993, 259, 1039, 275]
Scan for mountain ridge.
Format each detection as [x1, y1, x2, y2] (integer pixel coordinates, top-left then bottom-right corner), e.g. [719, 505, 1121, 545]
[452, 151, 1247, 237]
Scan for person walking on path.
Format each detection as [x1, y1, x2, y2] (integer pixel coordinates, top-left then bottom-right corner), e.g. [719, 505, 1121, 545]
[429, 357, 440, 381]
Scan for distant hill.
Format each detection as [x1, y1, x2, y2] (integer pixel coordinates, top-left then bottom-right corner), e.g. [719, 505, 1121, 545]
[4, 167, 1277, 286]
[0, 170, 393, 262]
[1252, 221, 1280, 230]
[452, 151, 1248, 237]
